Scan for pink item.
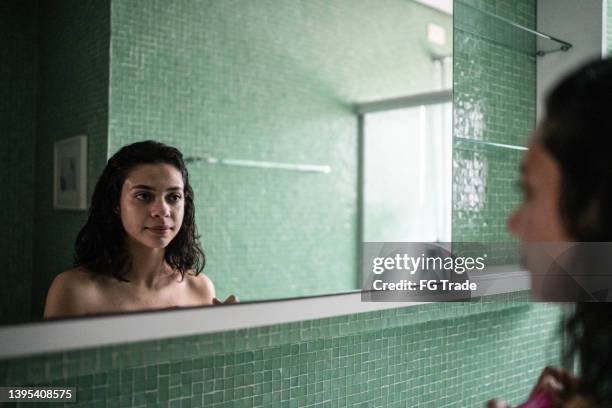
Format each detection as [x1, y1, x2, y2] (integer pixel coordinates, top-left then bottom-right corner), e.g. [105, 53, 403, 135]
[516, 392, 554, 408]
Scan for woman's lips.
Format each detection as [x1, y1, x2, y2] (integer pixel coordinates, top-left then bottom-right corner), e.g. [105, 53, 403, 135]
[146, 226, 172, 235]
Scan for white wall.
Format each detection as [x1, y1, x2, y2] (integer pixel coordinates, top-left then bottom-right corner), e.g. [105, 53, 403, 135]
[537, 0, 606, 121]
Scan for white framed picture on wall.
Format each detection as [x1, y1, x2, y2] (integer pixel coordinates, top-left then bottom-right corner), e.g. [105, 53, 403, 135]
[53, 135, 87, 210]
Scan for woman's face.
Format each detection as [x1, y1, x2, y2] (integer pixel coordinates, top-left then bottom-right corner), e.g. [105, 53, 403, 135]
[507, 141, 573, 298]
[507, 142, 571, 242]
[118, 163, 185, 250]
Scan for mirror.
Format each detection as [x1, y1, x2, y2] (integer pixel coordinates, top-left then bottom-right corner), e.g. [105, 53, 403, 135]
[2, 0, 452, 325]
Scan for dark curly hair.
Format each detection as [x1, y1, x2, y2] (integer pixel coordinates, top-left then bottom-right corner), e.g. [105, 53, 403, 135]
[540, 57, 612, 404]
[74, 140, 205, 281]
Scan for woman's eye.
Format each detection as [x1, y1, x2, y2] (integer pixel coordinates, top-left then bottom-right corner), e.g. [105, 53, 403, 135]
[168, 194, 182, 203]
[135, 192, 151, 201]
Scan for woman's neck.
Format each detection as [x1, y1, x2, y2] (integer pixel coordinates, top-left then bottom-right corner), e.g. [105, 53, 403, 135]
[124, 238, 172, 289]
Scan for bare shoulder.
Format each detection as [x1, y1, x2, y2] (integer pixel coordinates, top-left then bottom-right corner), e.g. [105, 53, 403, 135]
[44, 267, 102, 319]
[183, 270, 216, 304]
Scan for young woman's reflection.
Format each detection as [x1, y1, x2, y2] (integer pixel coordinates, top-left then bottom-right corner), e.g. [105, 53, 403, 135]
[44, 141, 236, 319]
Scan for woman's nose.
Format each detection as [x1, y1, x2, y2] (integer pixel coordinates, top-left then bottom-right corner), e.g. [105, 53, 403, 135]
[151, 199, 170, 218]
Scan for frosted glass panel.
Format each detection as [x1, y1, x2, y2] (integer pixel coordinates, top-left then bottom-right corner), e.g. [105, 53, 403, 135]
[363, 102, 452, 242]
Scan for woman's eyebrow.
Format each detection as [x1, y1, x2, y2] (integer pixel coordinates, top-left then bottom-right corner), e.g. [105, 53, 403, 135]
[130, 185, 183, 191]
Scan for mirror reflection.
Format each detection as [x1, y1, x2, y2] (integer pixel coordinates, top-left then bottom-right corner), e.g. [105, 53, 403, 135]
[2, 0, 452, 324]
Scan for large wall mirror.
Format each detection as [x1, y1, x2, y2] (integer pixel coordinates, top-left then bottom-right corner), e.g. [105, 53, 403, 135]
[2, 0, 452, 325]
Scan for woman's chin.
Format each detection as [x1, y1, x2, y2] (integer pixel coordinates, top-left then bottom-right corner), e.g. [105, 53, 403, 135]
[127, 234, 173, 250]
[145, 237, 173, 249]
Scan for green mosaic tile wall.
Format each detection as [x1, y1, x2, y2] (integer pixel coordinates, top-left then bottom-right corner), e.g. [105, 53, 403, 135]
[30, 0, 111, 320]
[453, 0, 535, 265]
[108, 0, 452, 301]
[1, 0, 37, 324]
[0, 293, 563, 407]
